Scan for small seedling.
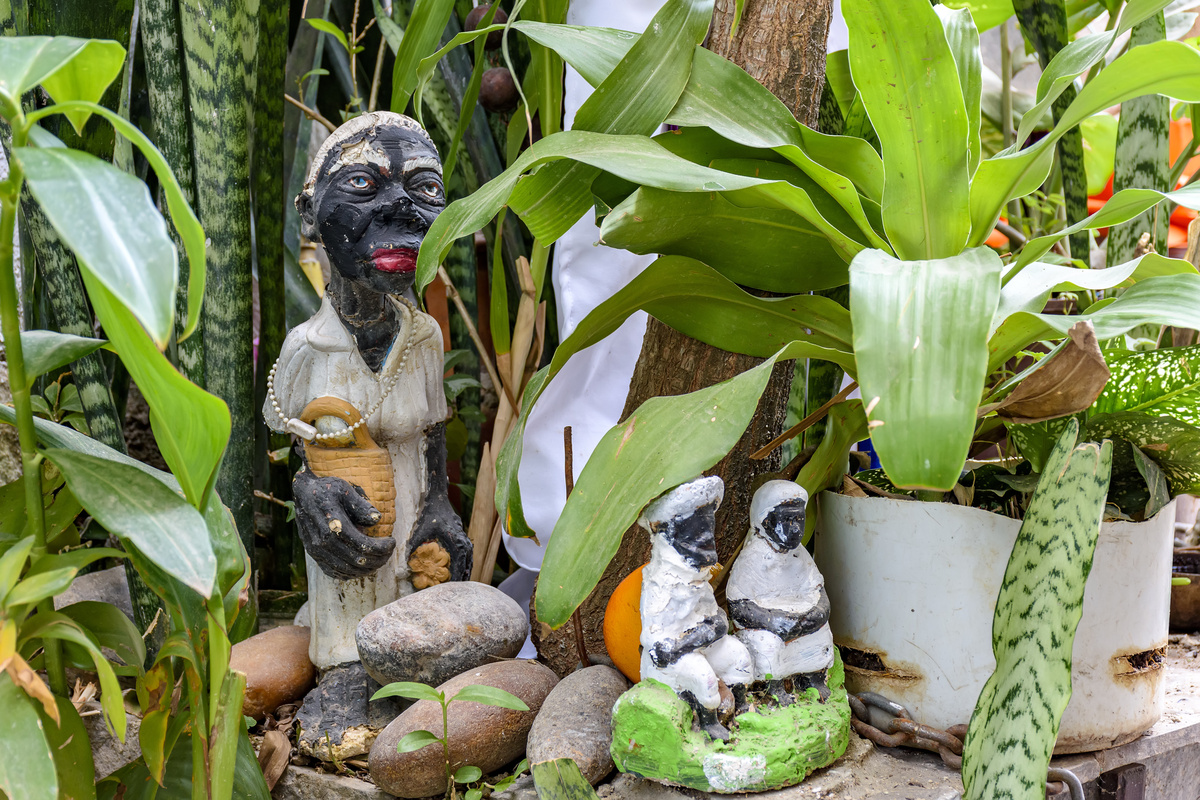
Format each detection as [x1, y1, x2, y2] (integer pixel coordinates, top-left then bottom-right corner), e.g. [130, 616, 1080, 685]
[371, 681, 529, 800]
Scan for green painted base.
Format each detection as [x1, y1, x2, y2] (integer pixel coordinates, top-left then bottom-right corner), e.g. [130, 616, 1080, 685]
[610, 653, 850, 793]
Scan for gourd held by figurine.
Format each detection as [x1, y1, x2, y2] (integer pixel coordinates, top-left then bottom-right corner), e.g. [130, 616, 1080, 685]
[611, 477, 850, 793]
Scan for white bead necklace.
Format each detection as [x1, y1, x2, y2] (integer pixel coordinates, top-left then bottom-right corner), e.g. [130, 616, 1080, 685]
[266, 295, 420, 442]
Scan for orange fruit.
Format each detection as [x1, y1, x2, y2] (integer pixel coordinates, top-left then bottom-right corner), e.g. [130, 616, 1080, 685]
[604, 565, 645, 682]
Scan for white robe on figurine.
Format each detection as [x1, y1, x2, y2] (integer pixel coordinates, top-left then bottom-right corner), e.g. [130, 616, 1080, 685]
[640, 540, 753, 711]
[266, 294, 446, 669]
[727, 532, 834, 682]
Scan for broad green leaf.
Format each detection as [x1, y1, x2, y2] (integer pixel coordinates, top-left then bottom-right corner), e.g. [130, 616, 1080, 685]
[1005, 418, 1072, 473]
[138, 709, 171, 784]
[28, 547, 125, 578]
[372, 681, 444, 704]
[39, 696, 96, 800]
[59, 600, 147, 670]
[1092, 346, 1200, 425]
[844, 0, 971, 260]
[454, 766, 483, 784]
[1084, 412, 1200, 494]
[943, 0, 1014, 30]
[936, 4, 983, 175]
[450, 685, 529, 710]
[1015, 182, 1200, 268]
[418, 131, 826, 292]
[993, 254, 1193, 337]
[1080, 113, 1118, 195]
[963, 420, 1110, 800]
[851, 247, 1004, 491]
[535, 340, 826, 627]
[0, 672, 57, 800]
[508, 0, 714, 242]
[25, 617, 125, 740]
[1132, 443, 1171, 520]
[82, 276, 230, 510]
[988, 273, 1200, 371]
[17, 147, 177, 348]
[306, 19, 349, 52]
[396, 729, 441, 753]
[0, 36, 124, 131]
[600, 189, 848, 293]
[3, 567, 77, 609]
[531, 759, 601, 800]
[824, 50, 855, 116]
[34, 102, 207, 343]
[44, 448, 217, 596]
[970, 39, 1200, 244]
[19, 331, 108, 387]
[389, 0, 456, 113]
[0, 538, 34, 603]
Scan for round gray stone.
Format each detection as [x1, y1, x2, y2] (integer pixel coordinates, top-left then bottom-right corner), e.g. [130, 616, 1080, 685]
[355, 581, 529, 687]
[526, 664, 629, 785]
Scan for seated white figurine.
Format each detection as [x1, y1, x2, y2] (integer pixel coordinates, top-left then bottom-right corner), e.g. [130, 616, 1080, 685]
[727, 480, 834, 704]
[638, 476, 753, 741]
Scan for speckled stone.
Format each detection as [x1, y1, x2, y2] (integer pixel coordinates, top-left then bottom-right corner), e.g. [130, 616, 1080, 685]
[230, 625, 316, 720]
[369, 660, 558, 798]
[527, 665, 629, 785]
[356, 581, 528, 688]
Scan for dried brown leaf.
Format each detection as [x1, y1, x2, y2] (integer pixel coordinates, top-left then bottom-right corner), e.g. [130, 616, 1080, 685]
[992, 321, 1110, 424]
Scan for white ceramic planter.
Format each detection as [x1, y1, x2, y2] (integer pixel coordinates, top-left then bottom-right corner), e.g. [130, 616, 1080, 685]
[814, 492, 1175, 754]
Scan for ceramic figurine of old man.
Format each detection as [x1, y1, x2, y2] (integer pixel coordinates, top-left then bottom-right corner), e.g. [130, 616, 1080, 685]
[264, 111, 471, 757]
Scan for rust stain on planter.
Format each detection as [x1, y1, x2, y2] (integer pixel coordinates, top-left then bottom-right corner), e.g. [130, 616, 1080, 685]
[1112, 644, 1167, 679]
[838, 642, 922, 684]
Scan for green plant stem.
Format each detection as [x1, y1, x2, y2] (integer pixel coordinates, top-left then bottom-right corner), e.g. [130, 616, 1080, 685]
[442, 698, 452, 797]
[207, 597, 229, 728]
[0, 126, 67, 696]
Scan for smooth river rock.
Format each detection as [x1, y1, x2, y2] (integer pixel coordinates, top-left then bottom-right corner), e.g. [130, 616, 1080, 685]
[230, 625, 316, 719]
[369, 660, 558, 798]
[527, 665, 629, 785]
[356, 581, 528, 687]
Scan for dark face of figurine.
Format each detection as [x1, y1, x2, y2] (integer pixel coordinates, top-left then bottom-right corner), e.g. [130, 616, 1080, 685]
[759, 498, 806, 552]
[297, 120, 444, 297]
[658, 501, 720, 570]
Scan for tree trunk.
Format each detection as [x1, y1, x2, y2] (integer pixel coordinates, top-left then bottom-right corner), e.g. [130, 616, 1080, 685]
[533, 0, 834, 676]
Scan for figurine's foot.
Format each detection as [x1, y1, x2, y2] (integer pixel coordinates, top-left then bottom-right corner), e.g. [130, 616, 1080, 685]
[732, 683, 750, 717]
[796, 671, 831, 703]
[681, 691, 731, 742]
[767, 679, 796, 707]
[296, 662, 401, 762]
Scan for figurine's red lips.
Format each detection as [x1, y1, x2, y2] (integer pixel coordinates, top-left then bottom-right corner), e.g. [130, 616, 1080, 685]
[372, 248, 418, 273]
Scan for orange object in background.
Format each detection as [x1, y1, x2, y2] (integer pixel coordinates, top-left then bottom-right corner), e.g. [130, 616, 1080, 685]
[604, 565, 644, 682]
[986, 216, 1010, 249]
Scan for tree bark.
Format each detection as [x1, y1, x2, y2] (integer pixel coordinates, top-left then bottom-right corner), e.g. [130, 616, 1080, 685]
[533, 0, 834, 676]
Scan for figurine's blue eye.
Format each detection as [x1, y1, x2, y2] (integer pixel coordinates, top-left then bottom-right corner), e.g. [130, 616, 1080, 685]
[418, 181, 442, 199]
[348, 175, 372, 190]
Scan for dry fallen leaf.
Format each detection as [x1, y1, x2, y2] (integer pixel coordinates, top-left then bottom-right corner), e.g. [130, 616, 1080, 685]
[988, 320, 1110, 424]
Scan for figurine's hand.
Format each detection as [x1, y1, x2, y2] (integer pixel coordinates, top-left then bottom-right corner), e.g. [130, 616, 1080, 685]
[649, 614, 727, 668]
[293, 469, 396, 580]
[728, 588, 831, 642]
[407, 493, 472, 587]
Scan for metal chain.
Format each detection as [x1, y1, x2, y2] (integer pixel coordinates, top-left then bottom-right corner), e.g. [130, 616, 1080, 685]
[849, 692, 1084, 800]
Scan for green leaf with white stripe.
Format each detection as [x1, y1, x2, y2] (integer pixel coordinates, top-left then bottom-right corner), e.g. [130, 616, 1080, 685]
[851, 247, 1004, 491]
[963, 419, 1110, 800]
[1083, 412, 1200, 495]
[1091, 346, 1200, 426]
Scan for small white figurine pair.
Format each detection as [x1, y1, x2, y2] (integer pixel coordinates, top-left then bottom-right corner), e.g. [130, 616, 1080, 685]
[638, 477, 833, 740]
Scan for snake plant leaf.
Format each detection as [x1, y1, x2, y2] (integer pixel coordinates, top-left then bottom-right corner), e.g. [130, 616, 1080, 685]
[989, 273, 1200, 371]
[389, 0, 456, 113]
[851, 247, 1004, 491]
[1092, 345, 1200, 426]
[988, 321, 1109, 424]
[844, 0, 971, 260]
[18, 330, 108, 386]
[535, 339, 830, 627]
[600, 189, 848, 293]
[936, 4, 983, 175]
[970, 38, 1200, 244]
[0, 672, 58, 800]
[1084, 412, 1200, 494]
[508, 0, 713, 242]
[963, 420, 1110, 800]
[0, 36, 124, 131]
[44, 448, 217, 596]
[17, 147, 177, 348]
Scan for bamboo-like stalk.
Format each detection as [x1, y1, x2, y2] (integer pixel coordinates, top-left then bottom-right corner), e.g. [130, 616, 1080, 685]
[254, 0, 292, 591]
[181, 0, 259, 575]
